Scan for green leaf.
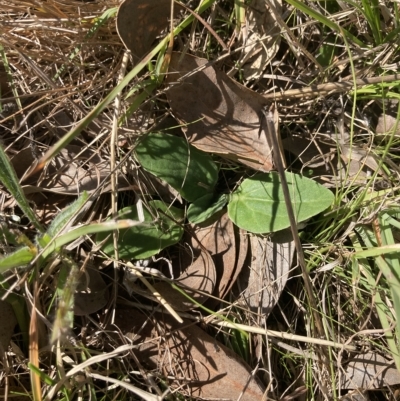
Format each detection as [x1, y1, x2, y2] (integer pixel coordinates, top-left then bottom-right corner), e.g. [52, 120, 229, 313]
[0, 246, 37, 273]
[135, 133, 218, 202]
[41, 219, 143, 260]
[285, 0, 365, 47]
[187, 193, 228, 224]
[228, 172, 334, 233]
[51, 256, 79, 344]
[96, 200, 184, 259]
[46, 192, 89, 238]
[0, 223, 19, 246]
[0, 144, 44, 232]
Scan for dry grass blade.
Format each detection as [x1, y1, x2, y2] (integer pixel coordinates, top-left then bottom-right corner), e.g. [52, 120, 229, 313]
[29, 284, 41, 401]
[1, 0, 400, 399]
[263, 74, 400, 100]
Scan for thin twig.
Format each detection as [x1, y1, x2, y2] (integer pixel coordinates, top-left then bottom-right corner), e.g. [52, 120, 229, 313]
[263, 73, 400, 100]
[109, 50, 130, 324]
[261, 105, 325, 338]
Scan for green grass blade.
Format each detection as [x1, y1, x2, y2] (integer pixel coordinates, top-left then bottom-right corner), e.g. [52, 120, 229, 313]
[28, 362, 57, 386]
[46, 192, 89, 238]
[360, 0, 382, 44]
[40, 219, 148, 260]
[32, 0, 216, 176]
[285, 0, 365, 47]
[351, 229, 400, 370]
[353, 244, 400, 258]
[51, 256, 79, 344]
[52, 7, 118, 81]
[0, 246, 37, 273]
[0, 145, 44, 232]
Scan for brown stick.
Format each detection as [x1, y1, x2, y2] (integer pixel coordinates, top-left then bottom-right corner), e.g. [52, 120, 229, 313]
[263, 74, 400, 100]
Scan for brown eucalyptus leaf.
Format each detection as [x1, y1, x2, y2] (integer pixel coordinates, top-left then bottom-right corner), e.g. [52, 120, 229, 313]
[342, 352, 400, 389]
[282, 134, 335, 169]
[74, 267, 109, 316]
[0, 300, 17, 355]
[194, 213, 236, 299]
[241, 0, 281, 80]
[238, 230, 294, 319]
[117, 0, 182, 60]
[193, 212, 247, 301]
[20, 145, 125, 195]
[153, 246, 216, 311]
[115, 310, 265, 401]
[282, 135, 385, 186]
[166, 52, 273, 171]
[10, 147, 36, 180]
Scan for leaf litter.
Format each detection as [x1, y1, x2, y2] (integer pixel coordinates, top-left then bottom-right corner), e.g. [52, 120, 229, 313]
[166, 52, 274, 171]
[236, 0, 282, 81]
[1, 0, 399, 400]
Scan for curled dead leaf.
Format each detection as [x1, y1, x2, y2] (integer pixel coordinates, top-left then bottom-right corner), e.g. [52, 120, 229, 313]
[166, 52, 273, 171]
[153, 246, 216, 311]
[191, 211, 248, 302]
[12, 145, 124, 196]
[282, 134, 386, 187]
[74, 266, 109, 316]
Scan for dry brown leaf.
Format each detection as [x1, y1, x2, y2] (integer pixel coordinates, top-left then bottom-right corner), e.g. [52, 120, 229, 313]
[235, 228, 250, 295]
[116, 0, 182, 61]
[0, 300, 17, 355]
[115, 310, 265, 401]
[193, 211, 247, 301]
[283, 134, 385, 186]
[11, 145, 124, 195]
[376, 113, 400, 136]
[74, 266, 109, 316]
[166, 52, 273, 171]
[241, 0, 281, 80]
[153, 246, 216, 311]
[342, 352, 400, 389]
[282, 134, 335, 169]
[238, 230, 294, 319]
[193, 213, 236, 300]
[375, 100, 400, 137]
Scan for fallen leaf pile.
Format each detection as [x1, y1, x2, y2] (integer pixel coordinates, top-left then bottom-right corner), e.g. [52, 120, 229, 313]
[1, 0, 394, 399]
[112, 1, 289, 396]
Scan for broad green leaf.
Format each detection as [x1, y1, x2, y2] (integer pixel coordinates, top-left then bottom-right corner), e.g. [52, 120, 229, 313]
[135, 133, 218, 202]
[96, 200, 184, 259]
[187, 193, 228, 224]
[228, 172, 334, 233]
[0, 246, 37, 273]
